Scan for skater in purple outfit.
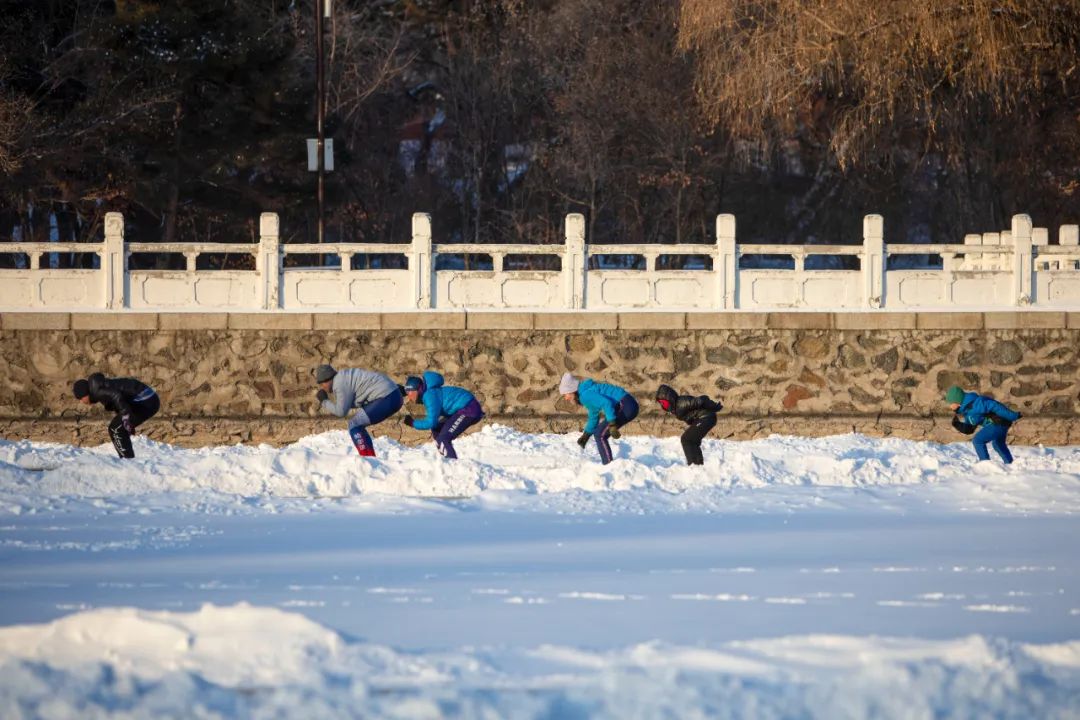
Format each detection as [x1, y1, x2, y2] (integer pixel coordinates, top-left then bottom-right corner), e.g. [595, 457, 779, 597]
[402, 371, 484, 460]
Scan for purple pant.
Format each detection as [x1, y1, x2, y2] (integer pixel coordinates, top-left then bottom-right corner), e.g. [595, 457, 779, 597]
[594, 395, 639, 465]
[432, 399, 484, 460]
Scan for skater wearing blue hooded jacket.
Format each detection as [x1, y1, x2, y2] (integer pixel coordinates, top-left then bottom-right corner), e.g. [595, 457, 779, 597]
[402, 371, 484, 459]
[945, 385, 1022, 464]
[560, 373, 639, 465]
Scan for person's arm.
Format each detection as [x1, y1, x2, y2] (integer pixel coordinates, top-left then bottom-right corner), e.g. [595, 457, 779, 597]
[321, 377, 353, 417]
[412, 390, 441, 430]
[985, 397, 1021, 422]
[681, 394, 718, 416]
[97, 381, 134, 416]
[596, 389, 619, 425]
[582, 404, 601, 434]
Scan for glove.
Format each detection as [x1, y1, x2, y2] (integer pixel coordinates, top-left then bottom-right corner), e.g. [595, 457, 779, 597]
[608, 425, 621, 439]
[403, 414, 414, 428]
[576, 431, 590, 448]
[713, 399, 724, 412]
[398, 384, 406, 397]
[952, 414, 976, 435]
[121, 414, 133, 434]
[316, 389, 328, 403]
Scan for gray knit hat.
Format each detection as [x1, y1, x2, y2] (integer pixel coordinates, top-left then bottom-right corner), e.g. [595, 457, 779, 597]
[315, 364, 337, 384]
[559, 372, 580, 394]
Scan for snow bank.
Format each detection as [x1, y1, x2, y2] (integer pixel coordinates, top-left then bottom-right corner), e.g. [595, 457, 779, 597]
[1, 604, 1077, 719]
[2, 425, 1080, 515]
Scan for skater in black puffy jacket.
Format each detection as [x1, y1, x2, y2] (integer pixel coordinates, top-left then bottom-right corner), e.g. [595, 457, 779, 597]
[72, 373, 159, 458]
[655, 384, 722, 465]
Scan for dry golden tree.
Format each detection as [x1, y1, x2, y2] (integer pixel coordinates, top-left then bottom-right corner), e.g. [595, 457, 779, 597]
[677, 0, 1080, 167]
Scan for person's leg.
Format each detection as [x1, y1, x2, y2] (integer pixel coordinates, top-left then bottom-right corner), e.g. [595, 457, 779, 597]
[346, 409, 376, 457]
[433, 401, 483, 460]
[348, 424, 376, 457]
[108, 415, 135, 459]
[681, 414, 716, 466]
[971, 425, 995, 462]
[360, 391, 403, 427]
[990, 426, 1013, 464]
[129, 394, 160, 429]
[615, 396, 639, 427]
[593, 415, 614, 464]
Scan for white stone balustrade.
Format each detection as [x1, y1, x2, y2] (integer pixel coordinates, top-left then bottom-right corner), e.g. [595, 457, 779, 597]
[1, 211, 1078, 311]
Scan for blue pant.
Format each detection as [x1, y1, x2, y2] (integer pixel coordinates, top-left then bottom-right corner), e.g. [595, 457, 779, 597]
[594, 395, 639, 465]
[973, 423, 1013, 464]
[347, 391, 403, 457]
[432, 399, 484, 460]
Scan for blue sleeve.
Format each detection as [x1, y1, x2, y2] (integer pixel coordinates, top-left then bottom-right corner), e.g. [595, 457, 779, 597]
[583, 404, 601, 434]
[581, 387, 617, 434]
[595, 387, 619, 425]
[984, 397, 1020, 422]
[413, 389, 442, 430]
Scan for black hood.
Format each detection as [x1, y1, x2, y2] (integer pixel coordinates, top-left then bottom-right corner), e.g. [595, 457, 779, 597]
[656, 384, 677, 404]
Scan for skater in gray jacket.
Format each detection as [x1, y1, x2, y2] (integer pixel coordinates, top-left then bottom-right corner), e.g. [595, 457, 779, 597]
[315, 364, 403, 457]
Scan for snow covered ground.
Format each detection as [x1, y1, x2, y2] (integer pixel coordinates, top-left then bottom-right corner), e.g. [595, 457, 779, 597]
[1, 426, 1079, 718]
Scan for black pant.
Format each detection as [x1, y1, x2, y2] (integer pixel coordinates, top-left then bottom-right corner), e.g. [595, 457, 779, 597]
[108, 395, 160, 458]
[681, 414, 717, 465]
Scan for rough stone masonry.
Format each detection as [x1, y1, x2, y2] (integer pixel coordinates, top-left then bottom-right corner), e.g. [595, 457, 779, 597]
[1, 311, 1078, 447]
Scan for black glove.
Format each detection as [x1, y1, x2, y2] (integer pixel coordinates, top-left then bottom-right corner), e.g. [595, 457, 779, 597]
[316, 389, 328, 403]
[121, 414, 133, 434]
[403, 414, 414, 428]
[608, 425, 621, 439]
[713, 398, 724, 412]
[952, 414, 976, 435]
[576, 431, 590, 448]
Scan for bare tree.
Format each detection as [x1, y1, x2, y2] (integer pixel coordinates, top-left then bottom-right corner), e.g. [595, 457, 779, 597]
[677, 0, 1080, 168]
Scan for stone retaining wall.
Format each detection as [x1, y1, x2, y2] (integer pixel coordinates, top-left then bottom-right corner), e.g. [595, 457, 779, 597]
[2, 311, 1078, 447]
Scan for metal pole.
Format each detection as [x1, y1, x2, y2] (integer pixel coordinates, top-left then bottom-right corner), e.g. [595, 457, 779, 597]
[315, 0, 325, 244]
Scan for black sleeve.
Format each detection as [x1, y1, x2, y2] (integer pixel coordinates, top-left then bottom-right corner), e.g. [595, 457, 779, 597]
[675, 394, 718, 421]
[91, 377, 134, 416]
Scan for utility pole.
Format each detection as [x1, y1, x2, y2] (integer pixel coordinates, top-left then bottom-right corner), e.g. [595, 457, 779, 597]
[314, 0, 326, 244]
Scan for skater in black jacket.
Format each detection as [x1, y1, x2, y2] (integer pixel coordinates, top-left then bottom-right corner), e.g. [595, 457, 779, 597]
[72, 373, 159, 458]
[655, 384, 723, 465]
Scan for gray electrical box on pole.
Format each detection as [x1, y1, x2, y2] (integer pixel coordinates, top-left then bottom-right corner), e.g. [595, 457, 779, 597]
[306, 139, 334, 172]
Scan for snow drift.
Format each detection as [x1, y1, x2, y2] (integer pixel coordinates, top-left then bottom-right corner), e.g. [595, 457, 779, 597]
[1, 604, 1078, 719]
[3, 425, 1080, 516]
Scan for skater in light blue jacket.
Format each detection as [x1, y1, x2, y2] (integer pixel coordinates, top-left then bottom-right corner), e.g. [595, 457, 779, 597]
[559, 373, 639, 465]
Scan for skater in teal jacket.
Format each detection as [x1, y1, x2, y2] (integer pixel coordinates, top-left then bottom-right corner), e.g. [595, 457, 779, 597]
[559, 373, 639, 464]
[945, 385, 1021, 464]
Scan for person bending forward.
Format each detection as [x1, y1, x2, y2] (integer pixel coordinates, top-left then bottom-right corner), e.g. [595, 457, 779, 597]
[315, 364, 402, 457]
[72, 372, 159, 458]
[402, 371, 484, 460]
[655, 384, 723, 465]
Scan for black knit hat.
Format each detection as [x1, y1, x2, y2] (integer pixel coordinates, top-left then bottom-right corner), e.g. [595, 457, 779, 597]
[72, 379, 89, 399]
[314, 364, 337, 384]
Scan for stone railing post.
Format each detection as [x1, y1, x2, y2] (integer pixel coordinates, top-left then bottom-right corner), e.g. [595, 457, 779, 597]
[716, 214, 737, 309]
[102, 211, 126, 309]
[862, 214, 885, 308]
[409, 212, 433, 308]
[257, 212, 281, 309]
[563, 213, 586, 309]
[1011, 214, 1033, 305]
